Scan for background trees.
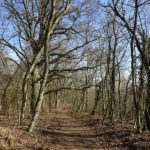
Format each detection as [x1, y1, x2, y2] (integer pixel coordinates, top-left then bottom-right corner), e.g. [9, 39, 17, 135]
[0, 0, 149, 133]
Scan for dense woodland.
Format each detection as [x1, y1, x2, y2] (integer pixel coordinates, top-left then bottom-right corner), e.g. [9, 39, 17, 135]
[0, 0, 150, 149]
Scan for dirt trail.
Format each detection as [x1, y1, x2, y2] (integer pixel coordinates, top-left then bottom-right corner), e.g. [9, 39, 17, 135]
[0, 109, 150, 150]
[0, 109, 101, 150]
[48, 109, 101, 150]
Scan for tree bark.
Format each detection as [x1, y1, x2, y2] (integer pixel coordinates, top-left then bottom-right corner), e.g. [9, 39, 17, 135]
[19, 48, 43, 126]
[27, 45, 49, 132]
[31, 67, 41, 114]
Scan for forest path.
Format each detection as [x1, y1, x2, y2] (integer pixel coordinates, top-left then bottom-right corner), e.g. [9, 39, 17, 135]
[46, 109, 101, 150]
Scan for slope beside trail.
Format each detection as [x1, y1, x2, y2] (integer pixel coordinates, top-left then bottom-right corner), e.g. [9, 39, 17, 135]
[46, 109, 101, 150]
[0, 108, 101, 150]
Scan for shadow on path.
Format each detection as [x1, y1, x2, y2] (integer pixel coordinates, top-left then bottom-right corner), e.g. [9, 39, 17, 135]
[41, 110, 100, 149]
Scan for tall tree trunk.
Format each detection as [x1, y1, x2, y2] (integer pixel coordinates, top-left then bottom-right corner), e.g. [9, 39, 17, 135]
[91, 85, 101, 115]
[144, 69, 150, 129]
[82, 89, 88, 112]
[31, 68, 40, 114]
[131, 38, 141, 133]
[117, 64, 122, 121]
[78, 90, 85, 112]
[109, 24, 117, 123]
[55, 91, 58, 109]
[27, 45, 49, 132]
[110, 49, 116, 123]
[19, 48, 43, 126]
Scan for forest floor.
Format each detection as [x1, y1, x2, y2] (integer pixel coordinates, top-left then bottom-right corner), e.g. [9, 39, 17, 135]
[0, 107, 150, 150]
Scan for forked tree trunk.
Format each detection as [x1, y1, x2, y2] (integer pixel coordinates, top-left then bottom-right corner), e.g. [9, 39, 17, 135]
[19, 49, 43, 126]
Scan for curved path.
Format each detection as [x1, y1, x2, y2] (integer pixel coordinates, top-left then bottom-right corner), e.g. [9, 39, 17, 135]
[47, 110, 101, 150]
